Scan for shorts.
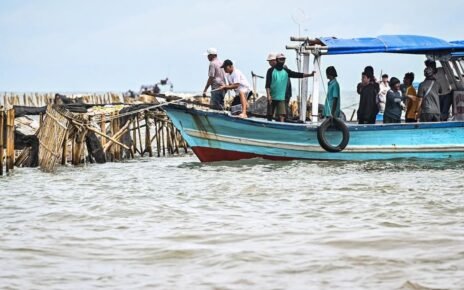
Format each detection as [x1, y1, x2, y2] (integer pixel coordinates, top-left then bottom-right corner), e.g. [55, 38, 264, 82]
[271, 100, 286, 116]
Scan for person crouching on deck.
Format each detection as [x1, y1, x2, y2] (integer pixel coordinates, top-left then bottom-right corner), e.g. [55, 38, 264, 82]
[323, 66, 341, 118]
[265, 53, 315, 122]
[219, 59, 251, 118]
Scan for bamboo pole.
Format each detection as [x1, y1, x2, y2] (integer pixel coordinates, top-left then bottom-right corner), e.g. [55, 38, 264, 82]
[109, 112, 115, 161]
[144, 112, 153, 157]
[161, 121, 166, 156]
[73, 130, 86, 166]
[166, 121, 172, 154]
[136, 113, 143, 157]
[90, 125, 130, 152]
[100, 113, 106, 147]
[61, 130, 68, 165]
[132, 116, 138, 155]
[71, 137, 75, 165]
[0, 109, 4, 175]
[155, 119, 161, 157]
[6, 109, 15, 171]
[171, 123, 179, 154]
[114, 112, 121, 160]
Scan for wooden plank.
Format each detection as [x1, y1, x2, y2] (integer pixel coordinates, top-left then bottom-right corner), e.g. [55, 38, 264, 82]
[6, 109, 15, 171]
[88, 125, 130, 151]
[37, 105, 69, 172]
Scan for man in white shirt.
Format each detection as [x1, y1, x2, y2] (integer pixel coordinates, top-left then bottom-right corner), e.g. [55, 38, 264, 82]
[378, 74, 390, 113]
[220, 59, 251, 118]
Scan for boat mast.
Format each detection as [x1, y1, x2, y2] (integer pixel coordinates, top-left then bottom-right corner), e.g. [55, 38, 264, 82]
[311, 52, 321, 123]
[300, 52, 310, 122]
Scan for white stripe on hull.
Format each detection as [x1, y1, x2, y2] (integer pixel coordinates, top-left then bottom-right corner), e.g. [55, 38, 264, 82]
[184, 129, 464, 153]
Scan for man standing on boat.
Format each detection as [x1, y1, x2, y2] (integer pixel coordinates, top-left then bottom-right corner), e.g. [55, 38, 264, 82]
[265, 53, 315, 122]
[378, 74, 390, 113]
[219, 59, 251, 118]
[203, 48, 226, 110]
[417, 67, 443, 122]
[323, 66, 341, 118]
[357, 72, 379, 124]
[403, 72, 419, 123]
[266, 53, 277, 121]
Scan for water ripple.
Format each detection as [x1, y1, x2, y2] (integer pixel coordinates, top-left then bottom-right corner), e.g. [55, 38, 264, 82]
[1, 156, 463, 289]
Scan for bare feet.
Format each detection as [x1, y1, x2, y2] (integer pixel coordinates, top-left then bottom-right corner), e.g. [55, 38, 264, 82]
[238, 113, 248, 118]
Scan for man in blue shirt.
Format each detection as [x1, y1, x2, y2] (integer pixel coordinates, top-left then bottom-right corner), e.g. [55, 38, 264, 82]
[265, 53, 314, 122]
[323, 66, 341, 118]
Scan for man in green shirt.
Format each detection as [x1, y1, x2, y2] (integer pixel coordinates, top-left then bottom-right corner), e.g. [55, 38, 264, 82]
[265, 53, 315, 122]
[323, 66, 341, 118]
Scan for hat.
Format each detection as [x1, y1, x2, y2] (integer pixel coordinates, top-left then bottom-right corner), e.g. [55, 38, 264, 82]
[266, 53, 277, 61]
[220, 59, 233, 68]
[276, 53, 286, 59]
[204, 48, 218, 55]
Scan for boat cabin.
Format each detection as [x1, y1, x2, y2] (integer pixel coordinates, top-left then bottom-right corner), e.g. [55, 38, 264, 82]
[285, 35, 464, 123]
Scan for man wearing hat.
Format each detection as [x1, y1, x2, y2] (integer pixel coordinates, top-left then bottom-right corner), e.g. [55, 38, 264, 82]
[265, 53, 315, 122]
[266, 53, 277, 120]
[203, 48, 226, 110]
[219, 59, 251, 118]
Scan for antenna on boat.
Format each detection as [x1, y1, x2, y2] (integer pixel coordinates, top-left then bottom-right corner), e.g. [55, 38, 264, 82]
[291, 8, 309, 38]
[291, 9, 310, 115]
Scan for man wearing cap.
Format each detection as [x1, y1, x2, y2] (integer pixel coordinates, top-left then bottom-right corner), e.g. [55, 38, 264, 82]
[203, 48, 226, 110]
[219, 59, 251, 118]
[266, 53, 277, 120]
[265, 53, 315, 122]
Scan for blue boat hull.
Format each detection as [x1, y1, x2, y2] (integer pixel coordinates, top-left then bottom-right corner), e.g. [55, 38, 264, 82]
[164, 104, 464, 162]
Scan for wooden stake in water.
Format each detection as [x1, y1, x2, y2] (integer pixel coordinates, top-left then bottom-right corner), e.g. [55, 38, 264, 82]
[0, 110, 4, 176]
[144, 112, 153, 157]
[6, 109, 15, 172]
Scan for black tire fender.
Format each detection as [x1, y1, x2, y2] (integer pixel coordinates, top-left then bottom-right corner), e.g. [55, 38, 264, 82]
[317, 117, 350, 152]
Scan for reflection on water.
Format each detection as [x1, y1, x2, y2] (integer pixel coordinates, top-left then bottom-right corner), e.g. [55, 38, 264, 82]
[1, 156, 463, 289]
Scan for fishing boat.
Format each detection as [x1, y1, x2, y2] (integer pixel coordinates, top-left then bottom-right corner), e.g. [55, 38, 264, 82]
[164, 35, 464, 162]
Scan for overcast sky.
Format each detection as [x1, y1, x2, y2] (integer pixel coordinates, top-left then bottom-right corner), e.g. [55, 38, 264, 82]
[1, 0, 463, 93]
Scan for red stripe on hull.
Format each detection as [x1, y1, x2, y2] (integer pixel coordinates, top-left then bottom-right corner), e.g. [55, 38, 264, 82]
[191, 146, 295, 162]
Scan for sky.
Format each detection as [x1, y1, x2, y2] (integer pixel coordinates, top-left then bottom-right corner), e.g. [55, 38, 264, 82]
[1, 0, 463, 93]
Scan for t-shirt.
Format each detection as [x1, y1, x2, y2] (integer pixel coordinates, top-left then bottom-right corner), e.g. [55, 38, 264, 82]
[226, 68, 250, 94]
[435, 68, 452, 95]
[208, 58, 225, 90]
[265, 67, 304, 101]
[417, 79, 442, 114]
[405, 86, 419, 120]
[378, 81, 390, 103]
[384, 90, 406, 120]
[323, 79, 341, 118]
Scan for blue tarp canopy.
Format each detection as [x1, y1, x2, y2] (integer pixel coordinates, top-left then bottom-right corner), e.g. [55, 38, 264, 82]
[319, 35, 464, 55]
